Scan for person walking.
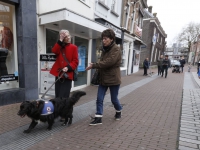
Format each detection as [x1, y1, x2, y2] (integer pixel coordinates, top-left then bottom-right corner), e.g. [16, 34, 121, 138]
[143, 58, 149, 76]
[85, 29, 122, 125]
[50, 29, 78, 122]
[157, 55, 163, 75]
[161, 55, 170, 78]
[179, 56, 186, 73]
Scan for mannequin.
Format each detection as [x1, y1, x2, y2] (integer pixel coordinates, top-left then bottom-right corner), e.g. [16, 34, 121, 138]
[0, 26, 13, 77]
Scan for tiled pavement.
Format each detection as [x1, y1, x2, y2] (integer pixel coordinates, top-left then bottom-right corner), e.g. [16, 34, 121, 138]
[0, 67, 199, 150]
[178, 71, 200, 150]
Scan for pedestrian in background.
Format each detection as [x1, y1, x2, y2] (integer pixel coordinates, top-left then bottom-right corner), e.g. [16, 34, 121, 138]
[162, 55, 170, 78]
[197, 58, 200, 74]
[157, 55, 163, 76]
[86, 29, 122, 126]
[179, 56, 186, 73]
[50, 29, 78, 122]
[143, 58, 149, 76]
[188, 63, 192, 72]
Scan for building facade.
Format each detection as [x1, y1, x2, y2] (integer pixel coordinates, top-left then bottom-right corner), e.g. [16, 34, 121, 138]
[120, 0, 147, 74]
[0, 0, 38, 106]
[141, 6, 167, 67]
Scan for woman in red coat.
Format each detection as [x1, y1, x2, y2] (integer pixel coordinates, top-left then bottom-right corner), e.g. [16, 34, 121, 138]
[50, 30, 78, 99]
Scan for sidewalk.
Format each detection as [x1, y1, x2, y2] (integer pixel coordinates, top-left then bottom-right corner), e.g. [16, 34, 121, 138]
[0, 68, 188, 150]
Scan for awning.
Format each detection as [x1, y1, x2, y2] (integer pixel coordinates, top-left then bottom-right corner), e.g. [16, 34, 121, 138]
[134, 36, 146, 46]
[39, 8, 107, 39]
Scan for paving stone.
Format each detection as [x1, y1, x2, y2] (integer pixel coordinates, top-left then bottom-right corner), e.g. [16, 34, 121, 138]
[179, 145, 198, 150]
[179, 141, 198, 149]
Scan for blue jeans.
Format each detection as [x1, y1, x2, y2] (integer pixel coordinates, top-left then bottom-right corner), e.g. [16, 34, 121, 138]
[96, 84, 122, 115]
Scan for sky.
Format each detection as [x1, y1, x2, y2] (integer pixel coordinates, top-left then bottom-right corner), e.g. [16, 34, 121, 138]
[147, 0, 200, 47]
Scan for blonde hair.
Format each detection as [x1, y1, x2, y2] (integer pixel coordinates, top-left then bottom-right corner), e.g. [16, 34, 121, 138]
[60, 29, 71, 43]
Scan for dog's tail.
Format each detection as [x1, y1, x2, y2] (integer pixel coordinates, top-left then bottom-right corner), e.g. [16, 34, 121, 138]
[69, 91, 86, 106]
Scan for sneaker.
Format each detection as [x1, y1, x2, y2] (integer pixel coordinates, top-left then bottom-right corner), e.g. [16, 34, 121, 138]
[89, 115, 102, 126]
[115, 111, 121, 120]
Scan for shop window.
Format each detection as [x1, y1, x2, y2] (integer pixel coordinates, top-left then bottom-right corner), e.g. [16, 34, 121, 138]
[74, 36, 88, 87]
[0, 2, 18, 90]
[46, 29, 59, 53]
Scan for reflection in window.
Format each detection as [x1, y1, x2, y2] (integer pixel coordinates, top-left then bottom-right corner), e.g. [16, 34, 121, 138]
[46, 29, 59, 53]
[74, 36, 88, 87]
[0, 4, 10, 12]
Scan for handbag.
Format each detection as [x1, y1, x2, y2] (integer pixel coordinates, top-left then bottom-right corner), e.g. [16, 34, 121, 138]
[91, 69, 100, 85]
[60, 48, 78, 81]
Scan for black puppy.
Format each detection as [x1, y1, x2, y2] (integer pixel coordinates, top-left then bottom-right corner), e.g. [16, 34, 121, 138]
[17, 91, 86, 133]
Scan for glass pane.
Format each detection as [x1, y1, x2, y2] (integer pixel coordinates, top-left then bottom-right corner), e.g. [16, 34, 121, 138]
[46, 29, 59, 53]
[74, 36, 88, 87]
[0, 2, 18, 90]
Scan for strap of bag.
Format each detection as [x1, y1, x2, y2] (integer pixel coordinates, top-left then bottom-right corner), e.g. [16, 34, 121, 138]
[60, 48, 70, 65]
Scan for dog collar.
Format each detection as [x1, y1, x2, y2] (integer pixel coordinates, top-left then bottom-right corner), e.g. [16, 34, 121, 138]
[41, 101, 54, 115]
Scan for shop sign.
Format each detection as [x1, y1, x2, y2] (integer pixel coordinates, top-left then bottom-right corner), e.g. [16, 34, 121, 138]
[104, 22, 121, 38]
[40, 54, 56, 61]
[0, 74, 18, 82]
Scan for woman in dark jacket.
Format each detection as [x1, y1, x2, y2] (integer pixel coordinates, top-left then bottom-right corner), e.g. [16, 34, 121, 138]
[86, 29, 122, 125]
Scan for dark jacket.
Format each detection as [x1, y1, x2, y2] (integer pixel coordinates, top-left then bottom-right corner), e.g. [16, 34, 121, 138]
[50, 41, 79, 80]
[162, 58, 170, 67]
[179, 59, 186, 67]
[157, 58, 163, 67]
[143, 59, 149, 68]
[92, 42, 121, 86]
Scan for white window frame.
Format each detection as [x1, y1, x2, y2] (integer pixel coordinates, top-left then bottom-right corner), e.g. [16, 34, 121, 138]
[111, 0, 117, 12]
[79, 0, 90, 7]
[157, 33, 159, 42]
[124, 3, 130, 29]
[99, 0, 107, 5]
[130, 10, 135, 33]
[154, 48, 157, 62]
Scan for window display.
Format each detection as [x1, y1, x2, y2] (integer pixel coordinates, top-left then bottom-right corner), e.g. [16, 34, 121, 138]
[0, 2, 18, 90]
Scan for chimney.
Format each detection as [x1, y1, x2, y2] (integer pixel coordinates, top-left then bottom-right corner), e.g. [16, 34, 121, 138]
[148, 6, 152, 13]
[153, 13, 157, 17]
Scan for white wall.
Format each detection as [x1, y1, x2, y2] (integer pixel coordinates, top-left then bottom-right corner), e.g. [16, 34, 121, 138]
[94, 0, 122, 28]
[37, 0, 95, 20]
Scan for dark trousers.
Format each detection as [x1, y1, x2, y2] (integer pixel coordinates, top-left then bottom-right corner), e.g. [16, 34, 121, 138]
[198, 63, 200, 73]
[55, 77, 72, 98]
[158, 66, 162, 75]
[143, 67, 147, 75]
[162, 66, 168, 78]
[180, 66, 184, 72]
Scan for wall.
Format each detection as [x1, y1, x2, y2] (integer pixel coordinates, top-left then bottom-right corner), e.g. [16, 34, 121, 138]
[37, 0, 94, 19]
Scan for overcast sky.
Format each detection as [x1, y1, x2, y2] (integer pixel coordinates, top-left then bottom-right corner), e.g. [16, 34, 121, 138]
[147, 0, 200, 47]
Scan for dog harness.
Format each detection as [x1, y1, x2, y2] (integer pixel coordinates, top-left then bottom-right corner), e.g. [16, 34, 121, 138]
[41, 101, 54, 115]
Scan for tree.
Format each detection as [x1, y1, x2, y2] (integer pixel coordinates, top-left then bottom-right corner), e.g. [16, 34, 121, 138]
[178, 22, 200, 63]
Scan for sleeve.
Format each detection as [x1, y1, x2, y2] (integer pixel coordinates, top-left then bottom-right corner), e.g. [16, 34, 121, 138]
[67, 46, 79, 71]
[52, 40, 63, 55]
[92, 48, 121, 69]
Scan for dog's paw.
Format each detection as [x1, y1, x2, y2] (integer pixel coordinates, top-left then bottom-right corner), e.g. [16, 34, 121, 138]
[47, 127, 52, 130]
[61, 123, 67, 126]
[23, 129, 31, 133]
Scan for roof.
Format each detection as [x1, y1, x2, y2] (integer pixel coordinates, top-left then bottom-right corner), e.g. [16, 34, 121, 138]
[143, 9, 154, 19]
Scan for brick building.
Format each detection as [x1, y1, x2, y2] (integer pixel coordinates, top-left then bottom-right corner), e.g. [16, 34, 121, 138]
[140, 6, 167, 66]
[120, 0, 147, 74]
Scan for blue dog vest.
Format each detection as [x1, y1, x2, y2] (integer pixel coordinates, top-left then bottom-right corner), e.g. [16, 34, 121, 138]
[41, 101, 54, 115]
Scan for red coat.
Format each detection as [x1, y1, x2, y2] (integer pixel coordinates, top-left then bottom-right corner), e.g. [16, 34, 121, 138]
[50, 42, 78, 80]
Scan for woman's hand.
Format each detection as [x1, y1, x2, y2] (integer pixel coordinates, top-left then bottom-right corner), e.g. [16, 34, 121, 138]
[85, 63, 93, 71]
[62, 67, 68, 72]
[59, 31, 68, 42]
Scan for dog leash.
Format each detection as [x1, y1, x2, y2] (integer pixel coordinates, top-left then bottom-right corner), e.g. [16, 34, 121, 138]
[40, 70, 65, 100]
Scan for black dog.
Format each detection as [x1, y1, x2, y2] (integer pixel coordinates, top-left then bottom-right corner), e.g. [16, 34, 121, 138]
[17, 91, 86, 133]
